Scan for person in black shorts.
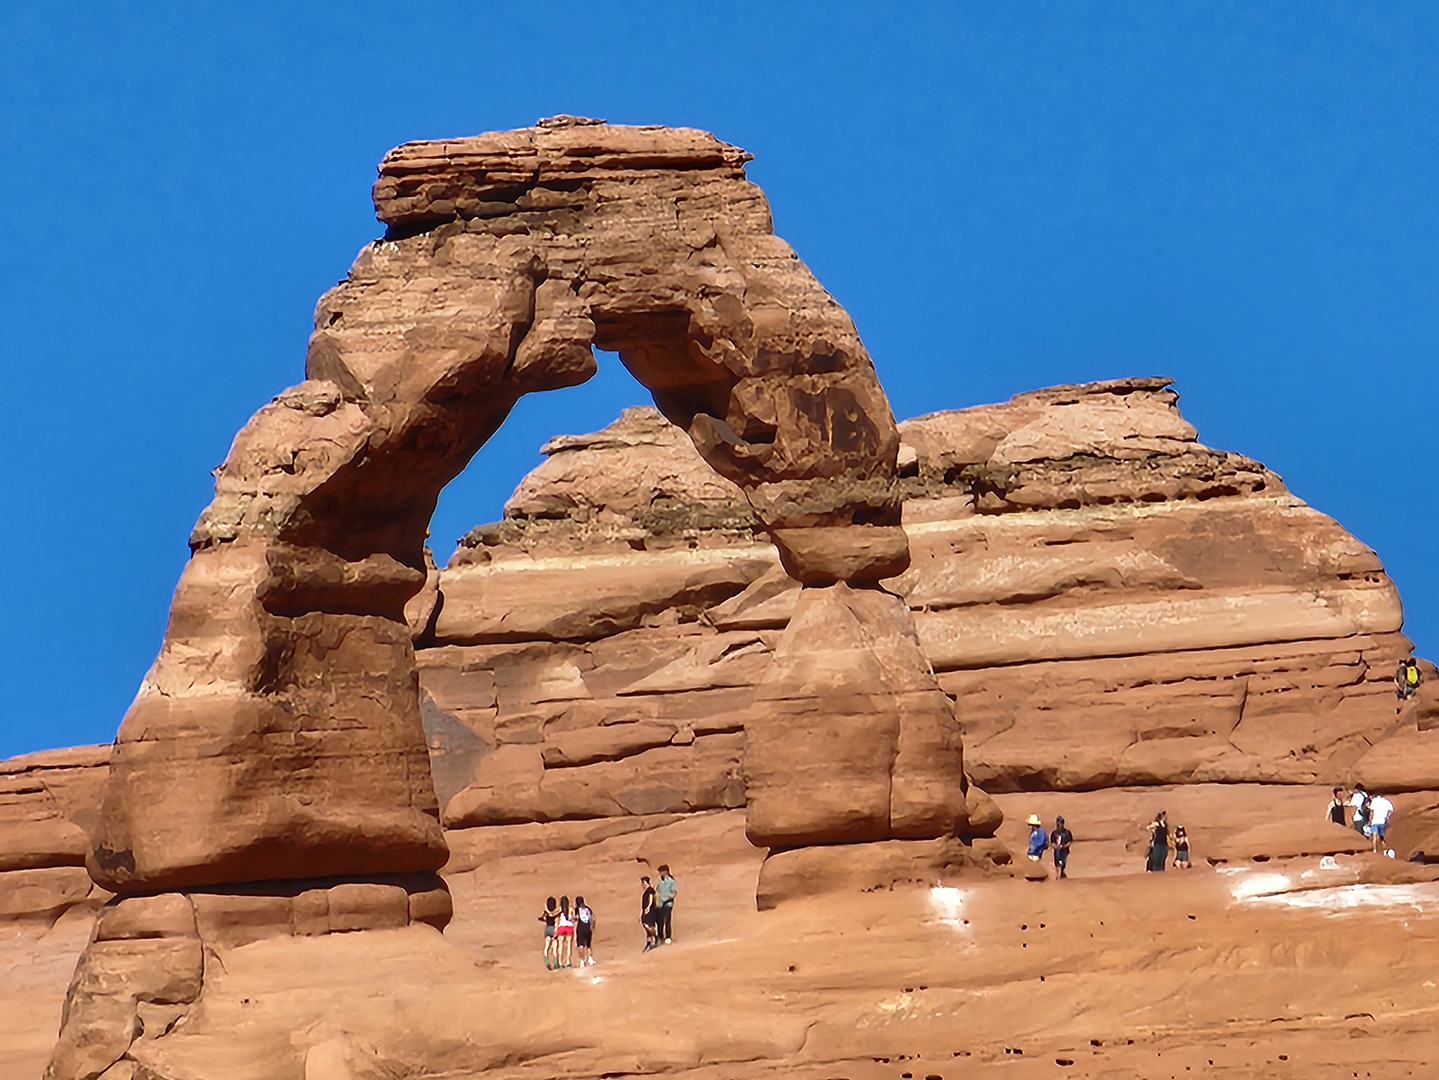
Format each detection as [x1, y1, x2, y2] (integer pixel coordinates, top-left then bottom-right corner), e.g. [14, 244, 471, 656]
[538, 896, 560, 970]
[639, 875, 658, 952]
[1051, 815, 1073, 879]
[575, 894, 596, 966]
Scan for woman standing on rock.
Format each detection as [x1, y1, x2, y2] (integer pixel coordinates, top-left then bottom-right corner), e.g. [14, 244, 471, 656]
[1145, 810, 1169, 872]
[575, 895, 596, 966]
[1173, 824, 1191, 869]
[556, 895, 576, 967]
[539, 896, 560, 970]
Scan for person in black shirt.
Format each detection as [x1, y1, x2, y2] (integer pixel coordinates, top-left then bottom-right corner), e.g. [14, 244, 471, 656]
[538, 896, 560, 970]
[639, 875, 658, 952]
[1051, 815, 1073, 879]
[1145, 810, 1169, 872]
[1328, 787, 1347, 826]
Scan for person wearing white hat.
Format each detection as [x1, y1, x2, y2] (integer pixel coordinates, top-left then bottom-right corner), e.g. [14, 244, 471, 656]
[1026, 813, 1049, 861]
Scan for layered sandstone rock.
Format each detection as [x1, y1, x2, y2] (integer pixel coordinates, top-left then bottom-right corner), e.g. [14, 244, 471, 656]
[51, 121, 979, 1079]
[893, 379, 1410, 791]
[0, 747, 111, 925]
[427, 377, 1425, 850]
[92, 118, 915, 901]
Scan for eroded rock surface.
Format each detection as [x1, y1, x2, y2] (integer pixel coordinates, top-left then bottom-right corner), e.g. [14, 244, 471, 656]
[47, 120, 980, 1080]
[0, 748, 111, 926]
[92, 119, 917, 900]
[427, 378, 1424, 847]
[26, 118, 1438, 1079]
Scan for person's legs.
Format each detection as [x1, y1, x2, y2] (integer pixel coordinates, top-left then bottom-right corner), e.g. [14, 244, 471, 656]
[657, 904, 673, 943]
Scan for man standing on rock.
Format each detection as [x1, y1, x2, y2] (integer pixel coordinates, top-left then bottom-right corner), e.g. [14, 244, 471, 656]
[1051, 815, 1073, 879]
[1368, 793, 1395, 854]
[655, 864, 677, 945]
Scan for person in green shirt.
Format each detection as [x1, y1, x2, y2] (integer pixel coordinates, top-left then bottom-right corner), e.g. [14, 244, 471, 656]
[655, 864, 677, 945]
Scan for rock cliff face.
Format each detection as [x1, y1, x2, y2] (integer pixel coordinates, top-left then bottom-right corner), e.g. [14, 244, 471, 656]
[894, 378, 1410, 792]
[424, 377, 1423, 850]
[12, 375, 1439, 1078]
[0, 747, 111, 927]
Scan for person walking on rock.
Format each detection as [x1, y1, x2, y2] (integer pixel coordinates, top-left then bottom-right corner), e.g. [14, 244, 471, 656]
[539, 896, 560, 970]
[1327, 787, 1348, 826]
[1050, 815, 1072, 879]
[555, 895, 576, 967]
[640, 875, 658, 952]
[1397, 659, 1421, 701]
[655, 865, 678, 944]
[575, 894, 596, 966]
[1368, 794, 1395, 854]
[1145, 810, 1169, 872]
[1350, 784, 1372, 836]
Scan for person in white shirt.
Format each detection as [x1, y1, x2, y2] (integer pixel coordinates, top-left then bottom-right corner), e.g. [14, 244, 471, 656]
[1349, 785, 1371, 836]
[1368, 794, 1395, 854]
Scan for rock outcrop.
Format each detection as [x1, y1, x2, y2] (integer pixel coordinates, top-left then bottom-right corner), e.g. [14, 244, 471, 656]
[49, 121, 984, 1079]
[0, 747, 111, 926]
[426, 377, 1425, 854]
[895, 378, 1410, 791]
[30, 118, 1435, 1080]
[91, 118, 937, 901]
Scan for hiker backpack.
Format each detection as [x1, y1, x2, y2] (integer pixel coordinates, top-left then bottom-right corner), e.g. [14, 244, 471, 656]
[1408, 665, 1421, 687]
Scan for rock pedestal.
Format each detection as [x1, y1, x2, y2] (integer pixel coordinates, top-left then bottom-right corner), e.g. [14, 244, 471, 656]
[745, 583, 969, 847]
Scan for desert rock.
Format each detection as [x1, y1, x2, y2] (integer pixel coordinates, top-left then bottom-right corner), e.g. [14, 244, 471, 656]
[90, 120, 913, 898]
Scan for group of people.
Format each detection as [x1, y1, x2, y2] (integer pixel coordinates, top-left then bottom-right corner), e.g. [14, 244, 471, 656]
[1329, 784, 1395, 854]
[1025, 811, 1191, 876]
[1025, 813, 1074, 878]
[1142, 810, 1190, 872]
[536, 865, 679, 970]
[639, 865, 678, 950]
[538, 895, 597, 970]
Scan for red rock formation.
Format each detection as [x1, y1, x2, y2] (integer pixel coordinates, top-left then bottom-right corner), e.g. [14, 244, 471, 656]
[0, 747, 110, 926]
[426, 377, 1425, 849]
[90, 119, 933, 899]
[36, 118, 1435, 1079]
[894, 378, 1409, 792]
[51, 120, 980, 1080]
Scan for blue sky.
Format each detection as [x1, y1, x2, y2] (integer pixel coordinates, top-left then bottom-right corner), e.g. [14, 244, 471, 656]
[2, 3, 1434, 757]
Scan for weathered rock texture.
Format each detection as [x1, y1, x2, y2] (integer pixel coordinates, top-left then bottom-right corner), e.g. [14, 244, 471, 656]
[425, 377, 1428, 860]
[895, 379, 1411, 792]
[52, 120, 984, 1080]
[91, 118, 941, 900]
[0, 747, 111, 926]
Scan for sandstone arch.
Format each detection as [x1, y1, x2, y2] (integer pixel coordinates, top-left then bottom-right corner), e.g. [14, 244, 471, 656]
[88, 118, 973, 898]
